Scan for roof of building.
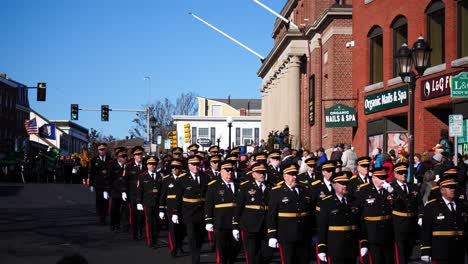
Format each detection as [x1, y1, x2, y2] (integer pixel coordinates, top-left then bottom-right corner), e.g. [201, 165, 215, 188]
[50, 120, 89, 134]
[208, 98, 261, 110]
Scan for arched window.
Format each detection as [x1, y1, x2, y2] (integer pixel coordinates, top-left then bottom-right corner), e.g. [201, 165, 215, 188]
[368, 26, 383, 84]
[391, 16, 408, 77]
[458, 0, 468, 58]
[426, 1, 445, 66]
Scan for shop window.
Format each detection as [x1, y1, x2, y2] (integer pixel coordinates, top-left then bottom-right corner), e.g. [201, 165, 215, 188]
[210, 127, 216, 145]
[458, 0, 468, 58]
[392, 16, 408, 77]
[426, 1, 445, 66]
[235, 127, 241, 146]
[368, 26, 383, 84]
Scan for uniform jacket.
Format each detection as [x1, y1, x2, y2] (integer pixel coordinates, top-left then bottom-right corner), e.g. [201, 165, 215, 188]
[348, 173, 370, 198]
[136, 171, 162, 207]
[108, 159, 126, 197]
[390, 181, 421, 239]
[205, 179, 239, 230]
[176, 171, 209, 223]
[310, 179, 334, 205]
[123, 161, 146, 202]
[297, 171, 322, 185]
[89, 155, 111, 190]
[233, 180, 271, 233]
[266, 165, 282, 185]
[267, 182, 313, 243]
[159, 173, 183, 216]
[316, 194, 360, 259]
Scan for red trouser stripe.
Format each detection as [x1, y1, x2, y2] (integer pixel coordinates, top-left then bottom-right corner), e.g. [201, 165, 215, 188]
[144, 208, 150, 246]
[168, 230, 174, 252]
[315, 245, 320, 264]
[394, 242, 400, 264]
[278, 243, 285, 264]
[241, 230, 249, 264]
[208, 231, 213, 247]
[129, 204, 134, 239]
[216, 247, 221, 264]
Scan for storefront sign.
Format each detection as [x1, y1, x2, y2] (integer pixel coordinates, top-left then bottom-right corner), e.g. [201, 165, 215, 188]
[451, 72, 468, 98]
[325, 104, 357, 127]
[364, 86, 408, 114]
[421, 71, 464, 100]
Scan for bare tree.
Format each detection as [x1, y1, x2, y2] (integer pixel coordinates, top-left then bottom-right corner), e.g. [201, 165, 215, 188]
[175, 92, 198, 115]
[129, 99, 175, 140]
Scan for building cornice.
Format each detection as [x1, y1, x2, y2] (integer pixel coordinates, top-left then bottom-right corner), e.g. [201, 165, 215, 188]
[272, 0, 298, 37]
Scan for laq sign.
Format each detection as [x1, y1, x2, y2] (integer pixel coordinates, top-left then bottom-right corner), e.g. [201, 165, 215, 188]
[325, 104, 357, 128]
[364, 86, 408, 114]
[451, 72, 468, 98]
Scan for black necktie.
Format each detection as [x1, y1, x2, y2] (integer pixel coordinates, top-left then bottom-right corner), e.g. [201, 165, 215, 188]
[342, 197, 347, 205]
[402, 184, 408, 194]
[229, 183, 234, 194]
[449, 202, 456, 213]
[151, 173, 155, 180]
[292, 188, 299, 196]
[379, 189, 383, 196]
[364, 177, 368, 183]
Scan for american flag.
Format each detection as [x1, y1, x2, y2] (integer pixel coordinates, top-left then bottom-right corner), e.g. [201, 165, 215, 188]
[25, 118, 38, 134]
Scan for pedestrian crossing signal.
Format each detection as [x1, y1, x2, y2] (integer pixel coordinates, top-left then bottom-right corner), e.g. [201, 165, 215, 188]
[37, 82, 46, 101]
[101, 105, 109, 121]
[71, 104, 79, 120]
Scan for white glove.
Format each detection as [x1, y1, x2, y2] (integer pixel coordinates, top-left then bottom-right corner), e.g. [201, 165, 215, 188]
[103, 191, 109, 200]
[89, 186, 94, 192]
[317, 253, 327, 262]
[205, 223, 214, 232]
[159, 212, 165, 220]
[360, 247, 368, 257]
[418, 218, 422, 227]
[122, 192, 127, 201]
[172, 214, 179, 224]
[421, 255, 431, 262]
[268, 238, 278, 248]
[382, 182, 393, 193]
[137, 204, 144, 211]
[232, 229, 240, 241]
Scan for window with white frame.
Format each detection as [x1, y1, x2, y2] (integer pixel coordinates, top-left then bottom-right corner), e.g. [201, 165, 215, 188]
[198, 127, 209, 139]
[242, 128, 253, 145]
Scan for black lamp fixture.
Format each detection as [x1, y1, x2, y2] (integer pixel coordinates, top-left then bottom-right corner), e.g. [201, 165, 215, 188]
[227, 116, 233, 150]
[149, 116, 157, 145]
[395, 35, 431, 183]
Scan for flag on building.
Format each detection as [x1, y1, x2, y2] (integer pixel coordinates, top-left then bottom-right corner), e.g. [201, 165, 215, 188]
[24, 118, 38, 134]
[39, 124, 56, 140]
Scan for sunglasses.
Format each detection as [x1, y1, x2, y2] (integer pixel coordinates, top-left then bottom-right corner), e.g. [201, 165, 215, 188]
[396, 171, 408, 175]
[324, 169, 334, 173]
[442, 185, 457, 189]
[224, 168, 234, 172]
[211, 161, 220, 164]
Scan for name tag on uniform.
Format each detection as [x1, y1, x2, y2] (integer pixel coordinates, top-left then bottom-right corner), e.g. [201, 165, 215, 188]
[169, 184, 174, 188]
[437, 214, 445, 220]
[366, 198, 375, 204]
[153, 189, 158, 193]
[282, 197, 289, 203]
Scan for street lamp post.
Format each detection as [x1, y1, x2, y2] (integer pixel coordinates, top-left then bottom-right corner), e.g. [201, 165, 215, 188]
[150, 116, 157, 155]
[144, 76, 151, 143]
[227, 117, 233, 150]
[395, 36, 432, 183]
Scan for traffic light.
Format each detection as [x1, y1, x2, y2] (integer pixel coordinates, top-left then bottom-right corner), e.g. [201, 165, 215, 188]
[184, 123, 191, 143]
[37, 82, 46, 101]
[71, 104, 79, 120]
[101, 105, 109, 121]
[170, 130, 177, 148]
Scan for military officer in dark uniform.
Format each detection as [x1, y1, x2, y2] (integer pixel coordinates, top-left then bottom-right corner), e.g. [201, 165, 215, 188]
[209, 145, 220, 157]
[108, 147, 128, 232]
[297, 157, 321, 185]
[136, 156, 162, 248]
[172, 147, 185, 163]
[428, 167, 466, 203]
[160, 159, 186, 257]
[334, 160, 343, 173]
[206, 155, 221, 181]
[421, 175, 467, 263]
[175, 156, 209, 264]
[188, 144, 199, 156]
[316, 171, 359, 264]
[159, 154, 173, 176]
[267, 163, 313, 264]
[233, 163, 273, 264]
[356, 167, 395, 264]
[205, 161, 240, 264]
[390, 162, 421, 264]
[89, 143, 111, 224]
[348, 156, 372, 197]
[311, 161, 336, 203]
[122, 146, 147, 240]
[266, 151, 282, 185]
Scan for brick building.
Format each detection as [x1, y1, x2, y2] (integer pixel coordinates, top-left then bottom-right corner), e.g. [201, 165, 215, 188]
[352, 0, 468, 156]
[258, 0, 354, 150]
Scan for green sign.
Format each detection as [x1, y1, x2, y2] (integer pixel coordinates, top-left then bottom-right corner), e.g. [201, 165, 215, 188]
[451, 72, 468, 98]
[364, 86, 408, 114]
[325, 104, 357, 128]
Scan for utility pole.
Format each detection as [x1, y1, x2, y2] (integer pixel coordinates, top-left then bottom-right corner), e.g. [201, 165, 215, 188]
[144, 76, 151, 143]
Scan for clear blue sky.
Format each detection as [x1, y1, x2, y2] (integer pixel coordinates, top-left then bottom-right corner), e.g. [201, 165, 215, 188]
[1, 0, 285, 139]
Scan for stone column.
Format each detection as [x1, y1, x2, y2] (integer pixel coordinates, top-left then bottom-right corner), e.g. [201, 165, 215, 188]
[279, 66, 288, 130]
[288, 56, 302, 148]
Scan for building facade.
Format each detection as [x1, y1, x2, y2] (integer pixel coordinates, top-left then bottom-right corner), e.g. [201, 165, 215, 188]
[352, 0, 468, 155]
[258, 0, 354, 150]
[51, 120, 89, 155]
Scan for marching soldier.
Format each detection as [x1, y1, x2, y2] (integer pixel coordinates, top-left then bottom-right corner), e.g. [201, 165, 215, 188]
[233, 163, 273, 264]
[209, 145, 220, 156]
[428, 167, 466, 202]
[348, 156, 372, 197]
[356, 167, 395, 264]
[311, 161, 336, 203]
[175, 156, 209, 264]
[188, 144, 199, 156]
[316, 171, 359, 264]
[206, 155, 221, 181]
[171, 147, 185, 164]
[420, 175, 467, 263]
[89, 143, 111, 224]
[136, 156, 162, 248]
[390, 162, 421, 264]
[159, 154, 173, 176]
[266, 151, 282, 185]
[297, 157, 321, 185]
[159, 159, 186, 257]
[122, 146, 147, 240]
[205, 161, 240, 264]
[267, 163, 313, 264]
[108, 147, 128, 232]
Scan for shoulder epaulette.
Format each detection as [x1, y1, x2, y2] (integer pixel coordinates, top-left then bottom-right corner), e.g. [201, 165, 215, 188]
[276, 180, 284, 186]
[163, 175, 170, 179]
[299, 180, 307, 184]
[425, 198, 437, 205]
[350, 175, 358, 180]
[179, 173, 187, 177]
[246, 171, 252, 175]
[312, 180, 321, 186]
[359, 182, 370, 188]
[322, 195, 332, 200]
[240, 180, 249, 186]
[431, 185, 439, 190]
[272, 185, 282, 190]
[208, 180, 217, 186]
